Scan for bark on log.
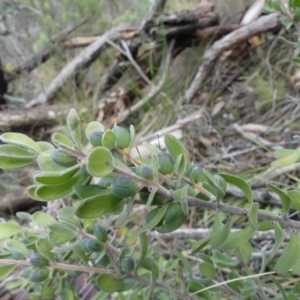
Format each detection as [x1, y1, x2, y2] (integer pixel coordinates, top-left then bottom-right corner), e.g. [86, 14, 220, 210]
[183, 13, 281, 103]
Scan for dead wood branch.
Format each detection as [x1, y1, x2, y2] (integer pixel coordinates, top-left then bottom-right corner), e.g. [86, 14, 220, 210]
[183, 13, 281, 103]
[25, 28, 123, 108]
[5, 19, 87, 82]
[0, 105, 66, 131]
[153, 228, 290, 241]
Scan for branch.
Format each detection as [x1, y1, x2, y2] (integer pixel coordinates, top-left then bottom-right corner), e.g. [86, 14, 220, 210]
[183, 13, 281, 103]
[153, 228, 291, 241]
[5, 19, 87, 82]
[25, 28, 123, 108]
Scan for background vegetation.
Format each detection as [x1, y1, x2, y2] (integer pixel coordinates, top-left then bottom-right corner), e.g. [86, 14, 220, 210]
[1, 0, 300, 299]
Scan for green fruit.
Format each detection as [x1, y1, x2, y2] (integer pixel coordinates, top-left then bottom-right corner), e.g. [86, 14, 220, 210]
[164, 203, 183, 224]
[29, 267, 49, 283]
[120, 255, 135, 272]
[112, 175, 139, 198]
[186, 163, 204, 183]
[157, 152, 174, 175]
[51, 148, 78, 167]
[113, 126, 131, 149]
[94, 224, 108, 243]
[89, 131, 104, 147]
[97, 173, 118, 188]
[29, 253, 50, 267]
[85, 239, 104, 252]
[136, 165, 154, 180]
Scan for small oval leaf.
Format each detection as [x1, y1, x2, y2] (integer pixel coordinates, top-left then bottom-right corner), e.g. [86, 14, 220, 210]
[219, 173, 253, 204]
[0, 223, 23, 239]
[275, 234, 300, 273]
[34, 165, 80, 185]
[96, 274, 123, 293]
[36, 172, 87, 201]
[267, 184, 291, 216]
[76, 192, 122, 219]
[0, 132, 41, 153]
[87, 147, 113, 177]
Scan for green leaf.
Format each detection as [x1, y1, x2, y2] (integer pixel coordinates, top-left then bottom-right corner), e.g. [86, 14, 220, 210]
[117, 278, 135, 292]
[36, 238, 55, 263]
[52, 132, 74, 148]
[27, 185, 44, 201]
[138, 232, 148, 265]
[155, 212, 186, 233]
[72, 244, 88, 264]
[248, 202, 259, 229]
[128, 125, 135, 151]
[73, 184, 106, 199]
[102, 129, 116, 150]
[36, 141, 55, 152]
[0, 132, 41, 153]
[165, 134, 188, 185]
[175, 249, 192, 280]
[5, 240, 29, 258]
[32, 211, 56, 228]
[172, 186, 188, 215]
[264, 223, 285, 269]
[275, 234, 300, 273]
[96, 274, 123, 293]
[288, 190, 300, 212]
[272, 149, 300, 167]
[188, 280, 213, 299]
[191, 237, 210, 254]
[0, 144, 36, 169]
[209, 217, 233, 249]
[48, 222, 77, 233]
[57, 207, 81, 229]
[236, 241, 252, 265]
[137, 204, 169, 235]
[76, 192, 122, 219]
[218, 226, 256, 251]
[49, 231, 77, 245]
[219, 173, 253, 204]
[267, 184, 291, 216]
[273, 148, 297, 159]
[67, 109, 82, 149]
[213, 174, 227, 194]
[85, 121, 104, 136]
[143, 142, 160, 154]
[151, 262, 159, 285]
[87, 147, 113, 177]
[0, 223, 22, 239]
[0, 265, 17, 281]
[151, 153, 159, 183]
[34, 165, 80, 185]
[67, 108, 80, 131]
[36, 172, 87, 201]
[213, 250, 239, 268]
[199, 262, 215, 279]
[37, 151, 67, 172]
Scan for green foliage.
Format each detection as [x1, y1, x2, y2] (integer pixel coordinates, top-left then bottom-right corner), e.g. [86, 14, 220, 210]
[1, 108, 300, 299]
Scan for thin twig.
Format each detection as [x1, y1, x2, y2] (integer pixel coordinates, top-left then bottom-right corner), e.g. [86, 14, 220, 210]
[117, 39, 175, 123]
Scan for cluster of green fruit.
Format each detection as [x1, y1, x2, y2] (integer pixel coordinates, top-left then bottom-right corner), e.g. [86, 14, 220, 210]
[0, 109, 218, 231]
